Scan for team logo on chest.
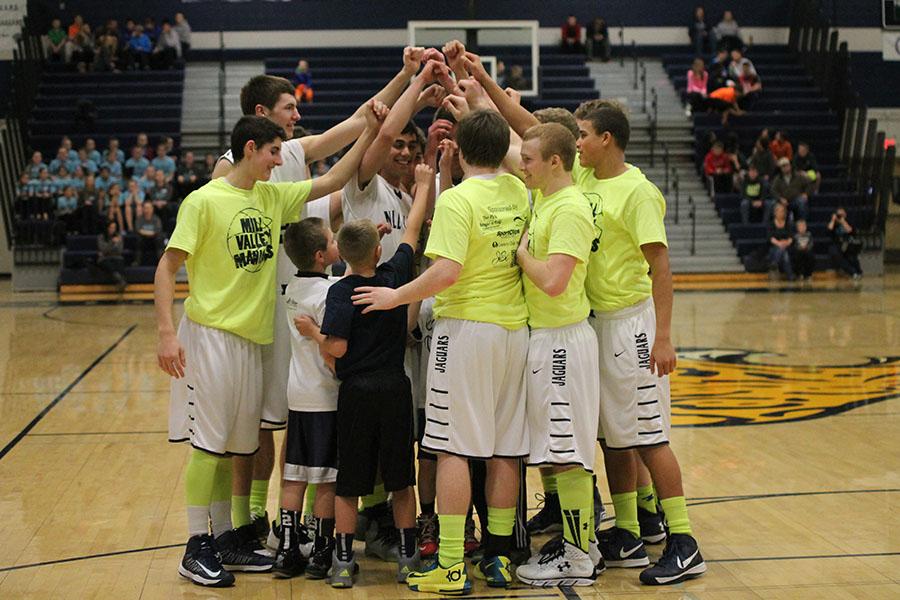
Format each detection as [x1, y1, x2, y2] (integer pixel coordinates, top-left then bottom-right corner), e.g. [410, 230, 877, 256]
[227, 208, 274, 272]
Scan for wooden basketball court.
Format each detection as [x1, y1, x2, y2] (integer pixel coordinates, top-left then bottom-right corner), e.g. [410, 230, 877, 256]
[0, 273, 897, 599]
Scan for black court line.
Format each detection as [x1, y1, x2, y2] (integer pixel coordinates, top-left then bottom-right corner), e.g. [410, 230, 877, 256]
[559, 585, 582, 599]
[0, 324, 137, 462]
[28, 430, 167, 437]
[41, 306, 128, 328]
[708, 551, 900, 563]
[0, 543, 182, 572]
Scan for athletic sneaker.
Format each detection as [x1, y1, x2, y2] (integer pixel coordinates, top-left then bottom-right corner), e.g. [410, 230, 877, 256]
[235, 523, 272, 556]
[474, 555, 513, 588]
[365, 511, 400, 562]
[215, 528, 275, 572]
[273, 543, 307, 578]
[596, 526, 650, 568]
[463, 517, 480, 556]
[252, 511, 270, 544]
[356, 501, 389, 538]
[516, 539, 595, 587]
[178, 534, 235, 587]
[589, 538, 606, 576]
[397, 550, 421, 583]
[526, 492, 562, 534]
[638, 506, 667, 544]
[593, 483, 608, 526]
[417, 513, 438, 558]
[305, 540, 334, 579]
[407, 560, 472, 595]
[328, 551, 358, 588]
[265, 519, 281, 551]
[639, 533, 706, 585]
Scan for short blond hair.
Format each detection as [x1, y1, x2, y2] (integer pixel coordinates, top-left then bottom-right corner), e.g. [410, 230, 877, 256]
[533, 107, 579, 139]
[522, 122, 577, 171]
[337, 219, 379, 268]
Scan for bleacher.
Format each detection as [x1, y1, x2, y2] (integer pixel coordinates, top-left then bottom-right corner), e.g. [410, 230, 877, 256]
[263, 46, 598, 134]
[661, 45, 870, 272]
[29, 62, 185, 157]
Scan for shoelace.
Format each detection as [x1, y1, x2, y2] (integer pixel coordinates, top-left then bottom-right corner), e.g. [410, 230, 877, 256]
[533, 492, 547, 510]
[537, 535, 564, 555]
[656, 536, 683, 568]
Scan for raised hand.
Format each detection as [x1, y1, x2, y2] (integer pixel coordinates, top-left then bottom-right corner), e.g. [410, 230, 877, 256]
[462, 51, 489, 81]
[441, 94, 470, 120]
[417, 84, 448, 110]
[457, 78, 491, 111]
[422, 47, 445, 64]
[504, 87, 522, 105]
[376, 222, 392, 239]
[403, 46, 425, 76]
[438, 138, 458, 175]
[414, 163, 434, 189]
[367, 98, 390, 126]
[442, 40, 468, 79]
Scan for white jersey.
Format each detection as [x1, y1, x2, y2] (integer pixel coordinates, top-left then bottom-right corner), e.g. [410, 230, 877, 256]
[284, 274, 340, 412]
[342, 171, 411, 264]
[405, 297, 435, 408]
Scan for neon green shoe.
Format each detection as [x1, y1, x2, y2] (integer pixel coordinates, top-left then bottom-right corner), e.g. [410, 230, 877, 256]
[406, 560, 472, 595]
[474, 555, 513, 588]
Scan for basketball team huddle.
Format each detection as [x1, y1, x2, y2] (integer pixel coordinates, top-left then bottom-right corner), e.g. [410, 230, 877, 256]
[154, 41, 706, 593]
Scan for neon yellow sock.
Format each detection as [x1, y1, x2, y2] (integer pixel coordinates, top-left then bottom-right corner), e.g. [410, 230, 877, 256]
[487, 506, 516, 537]
[231, 495, 251, 528]
[210, 457, 232, 536]
[659, 496, 692, 535]
[637, 484, 657, 514]
[305, 483, 317, 516]
[184, 450, 220, 536]
[611, 491, 640, 539]
[360, 483, 388, 510]
[437, 514, 466, 568]
[556, 468, 593, 552]
[250, 479, 269, 518]
[541, 473, 558, 495]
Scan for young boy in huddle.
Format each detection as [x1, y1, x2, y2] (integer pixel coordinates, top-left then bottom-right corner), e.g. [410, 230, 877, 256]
[272, 217, 341, 579]
[297, 163, 434, 587]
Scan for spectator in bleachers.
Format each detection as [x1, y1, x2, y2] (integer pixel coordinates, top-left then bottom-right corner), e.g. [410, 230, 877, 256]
[121, 18, 136, 45]
[791, 219, 815, 280]
[15, 172, 31, 221]
[708, 81, 743, 125]
[99, 18, 120, 40]
[685, 57, 709, 115]
[139, 165, 157, 194]
[101, 150, 124, 180]
[506, 64, 528, 90]
[96, 220, 127, 290]
[708, 49, 732, 90]
[291, 59, 314, 103]
[84, 138, 101, 165]
[125, 145, 150, 179]
[713, 10, 743, 52]
[312, 160, 329, 178]
[77, 173, 103, 234]
[56, 184, 79, 225]
[106, 182, 125, 232]
[173, 12, 192, 56]
[737, 61, 762, 110]
[828, 208, 862, 279]
[175, 151, 201, 198]
[162, 136, 176, 156]
[793, 141, 821, 194]
[200, 153, 217, 184]
[47, 18, 67, 62]
[689, 6, 712, 57]
[34, 168, 55, 219]
[108, 137, 125, 164]
[151, 143, 176, 180]
[560, 15, 583, 54]
[67, 15, 84, 41]
[587, 17, 610, 62]
[769, 130, 793, 161]
[739, 165, 770, 224]
[78, 148, 98, 175]
[771, 157, 810, 221]
[93, 27, 120, 72]
[70, 23, 95, 72]
[95, 165, 113, 192]
[27, 151, 47, 178]
[748, 137, 776, 179]
[728, 48, 756, 80]
[704, 140, 734, 193]
[56, 165, 72, 190]
[143, 17, 160, 44]
[60, 136, 78, 161]
[148, 169, 174, 221]
[135, 201, 163, 265]
[152, 19, 181, 70]
[49, 147, 72, 176]
[71, 166, 86, 191]
[768, 203, 794, 280]
[124, 25, 152, 70]
[135, 132, 151, 159]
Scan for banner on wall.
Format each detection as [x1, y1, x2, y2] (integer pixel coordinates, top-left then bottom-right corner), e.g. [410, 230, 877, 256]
[884, 30, 900, 61]
[0, 1, 26, 61]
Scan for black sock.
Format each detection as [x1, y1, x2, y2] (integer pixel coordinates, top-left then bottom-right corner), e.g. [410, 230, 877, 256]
[336, 533, 354, 562]
[482, 532, 512, 559]
[315, 517, 335, 552]
[420, 501, 435, 515]
[279, 508, 300, 550]
[399, 527, 417, 558]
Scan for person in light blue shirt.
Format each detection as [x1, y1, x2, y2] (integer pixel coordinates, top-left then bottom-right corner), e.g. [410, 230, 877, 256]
[78, 149, 98, 175]
[48, 148, 70, 176]
[138, 165, 157, 194]
[95, 166, 112, 192]
[150, 143, 176, 179]
[84, 138, 102, 165]
[27, 151, 47, 179]
[56, 186, 79, 216]
[108, 138, 126, 164]
[101, 150, 123, 179]
[125, 145, 150, 178]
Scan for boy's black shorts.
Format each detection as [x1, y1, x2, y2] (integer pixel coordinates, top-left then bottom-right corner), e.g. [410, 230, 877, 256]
[284, 409, 338, 484]
[335, 369, 416, 497]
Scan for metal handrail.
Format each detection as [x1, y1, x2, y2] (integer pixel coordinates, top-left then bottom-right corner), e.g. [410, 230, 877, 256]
[618, 26, 625, 67]
[672, 170, 680, 225]
[688, 195, 697, 256]
[631, 40, 638, 90]
[640, 62, 647, 113]
[648, 88, 658, 167]
[663, 143, 670, 194]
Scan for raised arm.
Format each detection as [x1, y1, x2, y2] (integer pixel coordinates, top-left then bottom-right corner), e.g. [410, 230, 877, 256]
[154, 248, 188, 378]
[464, 51, 539, 137]
[402, 163, 434, 251]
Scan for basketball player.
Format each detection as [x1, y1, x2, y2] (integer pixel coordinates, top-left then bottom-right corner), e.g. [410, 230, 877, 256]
[157, 110, 381, 587]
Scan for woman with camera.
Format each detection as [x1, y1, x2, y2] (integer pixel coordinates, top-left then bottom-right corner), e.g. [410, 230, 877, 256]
[828, 208, 862, 279]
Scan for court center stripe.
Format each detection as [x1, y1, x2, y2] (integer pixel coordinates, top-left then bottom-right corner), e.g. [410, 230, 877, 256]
[0, 543, 182, 572]
[0, 324, 137, 462]
[27, 430, 167, 437]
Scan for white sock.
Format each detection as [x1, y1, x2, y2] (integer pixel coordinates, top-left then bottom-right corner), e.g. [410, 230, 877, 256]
[210, 500, 232, 537]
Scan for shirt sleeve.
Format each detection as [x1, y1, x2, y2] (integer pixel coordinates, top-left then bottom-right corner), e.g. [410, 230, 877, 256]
[424, 191, 470, 265]
[272, 180, 313, 224]
[547, 202, 595, 263]
[625, 184, 668, 248]
[379, 243, 415, 288]
[320, 284, 354, 340]
[166, 196, 202, 255]
[341, 171, 380, 221]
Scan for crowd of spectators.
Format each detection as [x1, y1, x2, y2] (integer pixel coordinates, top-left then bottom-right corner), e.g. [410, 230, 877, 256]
[14, 135, 218, 269]
[46, 12, 191, 72]
[559, 14, 611, 62]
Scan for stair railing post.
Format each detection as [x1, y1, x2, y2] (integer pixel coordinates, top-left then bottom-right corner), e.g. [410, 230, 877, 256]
[663, 143, 670, 194]
[618, 26, 624, 67]
[673, 171, 680, 225]
[640, 62, 647, 113]
[689, 195, 696, 256]
[632, 40, 638, 90]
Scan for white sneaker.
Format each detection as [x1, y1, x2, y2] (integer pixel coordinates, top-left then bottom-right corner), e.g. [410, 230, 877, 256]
[516, 539, 596, 587]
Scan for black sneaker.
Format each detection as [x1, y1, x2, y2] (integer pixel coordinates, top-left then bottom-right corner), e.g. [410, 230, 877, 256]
[178, 534, 235, 587]
[356, 501, 390, 538]
[596, 526, 650, 568]
[216, 528, 276, 572]
[252, 511, 270, 545]
[526, 492, 562, 534]
[273, 544, 308, 578]
[638, 506, 666, 544]
[235, 523, 272, 556]
[593, 483, 607, 528]
[639, 533, 706, 585]
[305, 539, 335, 579]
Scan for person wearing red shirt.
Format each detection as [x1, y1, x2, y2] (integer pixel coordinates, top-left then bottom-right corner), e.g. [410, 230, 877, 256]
[561, 15, 583, 54]
[769, 131, 793, 161]
[704, 141, 734, 193]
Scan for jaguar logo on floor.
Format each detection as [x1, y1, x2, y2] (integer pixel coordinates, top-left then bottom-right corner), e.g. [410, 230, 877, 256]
[671, 349, 900, 426]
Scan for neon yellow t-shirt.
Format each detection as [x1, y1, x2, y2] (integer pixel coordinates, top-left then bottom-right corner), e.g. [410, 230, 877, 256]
[425, 173, 529, 330]
[167, 177, 312, 344]
[572, 160, 667, 312]
[523, 185, 595, 329]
